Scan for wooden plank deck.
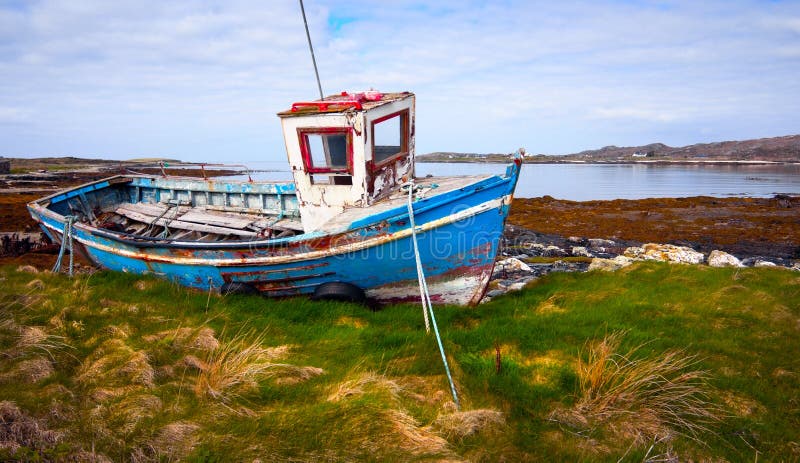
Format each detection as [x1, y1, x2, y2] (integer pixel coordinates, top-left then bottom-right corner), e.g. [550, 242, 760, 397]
[115, 203, 257, 237]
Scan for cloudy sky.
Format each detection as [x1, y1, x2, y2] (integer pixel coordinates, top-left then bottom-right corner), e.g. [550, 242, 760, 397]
[1, 0, 798, 163]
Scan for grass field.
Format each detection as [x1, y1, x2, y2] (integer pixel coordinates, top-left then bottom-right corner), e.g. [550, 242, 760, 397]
[1, 262, 798, 462]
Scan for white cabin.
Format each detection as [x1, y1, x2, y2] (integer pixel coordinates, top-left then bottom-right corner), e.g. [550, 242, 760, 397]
[277, 91, 415, 231]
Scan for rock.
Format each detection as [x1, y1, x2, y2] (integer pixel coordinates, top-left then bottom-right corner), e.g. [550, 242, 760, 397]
[708, 250, 743, 268]
[588, 256, 634, 272]
[543, 246, 568, 257]
[506, 282, 527, 292]
[486, 289, 505, 298]
[624, 243, 704, 265]
[624, 246, 646, 259]
[16, 265, 38, 274]
[571, 246, 593, 257]
[588, 238, 616, 248]
[754, 260, 777, 268]
[567, 236, 584, 244]
[495, 257, 532, 273]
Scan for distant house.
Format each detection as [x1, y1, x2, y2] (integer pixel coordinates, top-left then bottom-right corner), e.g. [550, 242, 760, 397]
[632, 150, 654, 158]
[0, 158, 9, 174]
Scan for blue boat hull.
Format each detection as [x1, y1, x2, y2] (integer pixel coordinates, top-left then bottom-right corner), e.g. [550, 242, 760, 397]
[29, 162, 521, 305]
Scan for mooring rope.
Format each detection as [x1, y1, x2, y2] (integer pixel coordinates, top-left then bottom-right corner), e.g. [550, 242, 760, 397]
[53, 215, 75, 277]
[405, 181, 461, 410]
[406, 181, 431, 332]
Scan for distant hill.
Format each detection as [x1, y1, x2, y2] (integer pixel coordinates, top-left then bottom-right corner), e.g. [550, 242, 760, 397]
[418, 134, 800, 163]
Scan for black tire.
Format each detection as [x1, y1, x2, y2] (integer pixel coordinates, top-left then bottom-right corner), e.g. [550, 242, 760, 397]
[221, 282, 260, 296]
[312, 281, 366, 304]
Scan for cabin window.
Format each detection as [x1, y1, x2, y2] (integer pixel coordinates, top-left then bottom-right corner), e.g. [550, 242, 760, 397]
[298, 128, 353, 185]
[371, 110, 409, 170]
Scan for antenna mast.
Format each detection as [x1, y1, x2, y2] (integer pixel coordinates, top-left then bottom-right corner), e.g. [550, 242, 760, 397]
[299, 0, 324, 100]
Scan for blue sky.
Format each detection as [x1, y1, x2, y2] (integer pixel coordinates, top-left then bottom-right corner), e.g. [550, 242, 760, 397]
[1, 0, 798, 163]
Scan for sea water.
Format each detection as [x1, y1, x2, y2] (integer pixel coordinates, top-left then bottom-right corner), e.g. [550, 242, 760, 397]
[232, 160, 800, 200]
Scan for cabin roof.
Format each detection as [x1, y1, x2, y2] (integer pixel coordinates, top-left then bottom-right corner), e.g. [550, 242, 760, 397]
[277, 91, 413, 117]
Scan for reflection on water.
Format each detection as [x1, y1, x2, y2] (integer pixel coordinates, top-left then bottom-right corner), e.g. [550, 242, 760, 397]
[230, 160, 800, 200]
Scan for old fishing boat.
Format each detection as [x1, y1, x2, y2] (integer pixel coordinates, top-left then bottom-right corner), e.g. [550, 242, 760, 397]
[28, 91, 521, 305]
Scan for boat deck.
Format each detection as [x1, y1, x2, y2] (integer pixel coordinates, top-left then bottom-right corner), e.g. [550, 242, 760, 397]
[322, 174, 493, 229]
[98, 201, 304, 241]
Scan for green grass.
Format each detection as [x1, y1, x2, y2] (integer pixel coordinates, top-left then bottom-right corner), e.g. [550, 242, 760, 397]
[0, 262, 798, 461]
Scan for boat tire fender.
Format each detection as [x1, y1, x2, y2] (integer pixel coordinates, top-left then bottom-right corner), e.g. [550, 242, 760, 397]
[312, 281, 366, 304]
[221, 282, 260, 296]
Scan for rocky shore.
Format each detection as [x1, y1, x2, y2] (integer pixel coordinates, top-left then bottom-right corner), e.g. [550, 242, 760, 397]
[484, 221, 800, 301]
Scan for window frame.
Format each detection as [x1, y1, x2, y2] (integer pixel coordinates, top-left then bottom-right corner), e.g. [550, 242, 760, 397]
[369, 109, 410, 172]
[297, 127, 353, 175]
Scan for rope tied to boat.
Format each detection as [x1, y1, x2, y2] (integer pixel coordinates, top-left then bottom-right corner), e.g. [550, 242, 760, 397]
[405, 180, 460, 410]
[52, 215, 75, 277]
[405, 181, 431, 332]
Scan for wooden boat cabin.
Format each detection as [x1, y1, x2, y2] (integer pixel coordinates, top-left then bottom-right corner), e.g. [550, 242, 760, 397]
[278, 91, 416, 231]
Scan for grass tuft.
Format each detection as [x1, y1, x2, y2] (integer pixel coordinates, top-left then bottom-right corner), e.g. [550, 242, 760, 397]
[432, 409, 505, 440]
[6, 325, 73, 362]
[0, 401, 62, 456]
[327, 371, 405, 403]
[194, 330, 304, 403]
[130, 421, 199, 463]
[553, 331, 723, 446]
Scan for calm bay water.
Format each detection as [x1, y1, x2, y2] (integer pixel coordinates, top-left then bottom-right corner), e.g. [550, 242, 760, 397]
[236, 161, 800, 201]
[417, 162, 800, 200]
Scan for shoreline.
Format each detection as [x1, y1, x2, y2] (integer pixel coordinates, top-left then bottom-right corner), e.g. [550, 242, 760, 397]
[417, 158, 800, 165]
[1, 161, 797, 271]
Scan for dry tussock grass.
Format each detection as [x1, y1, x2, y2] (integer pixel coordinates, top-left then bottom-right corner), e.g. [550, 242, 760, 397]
[113, 394, 163, 434]
[101, 324, 132, 339]
[194, 330, 295, 403]
[551, 332, 722, 447]
[143, 326, 220, 351]
[3, 325, 73, 362]
[396, 375, 449, 405]
[273, 365, 325, 385]
[432, 409, 505, 440]
[25, 278, 44, 290]
[327, 371, 404, 403]
[14, 356, 54, 383]
[384, 409, 451, 456]
[0, 401, 62, 455]
[77, 339, 155, 389]
[130, 421, 199, 463]
[325, 371, 463, 458]
[718, 390, 765, 417]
